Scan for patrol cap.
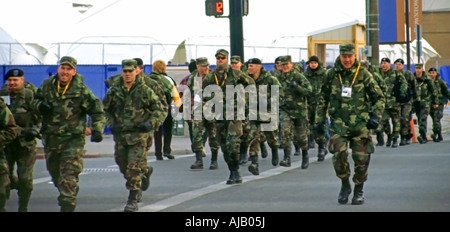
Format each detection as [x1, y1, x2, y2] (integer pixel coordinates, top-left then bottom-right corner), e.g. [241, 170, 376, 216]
[230, 55, 241, 63]
[415, 63, 424, 68]
[280, 55, 292, 64]
[5, 68, 24, 81]
[196, 57, 209, 66]
[247, 58, 262, 65]
[122, 59, 137, 71]
[339, 43, 355, 55]
[133, 58, 144, 66]
[394, 58, 404, 64]
[428, 67, 437, 72]
[380, 57, 391, 63]
[59, 56, 77, 69]
[215, 49, 229, 57]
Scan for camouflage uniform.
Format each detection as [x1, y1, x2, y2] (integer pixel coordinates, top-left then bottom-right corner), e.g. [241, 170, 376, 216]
[316, 44, 385, 205]
[414, 66, 438, 143]
[31, 56, 105, 212]
[429, 69, 449, 142]
[0, 70, 41, 212]
[278, 55, 312, 168]
[0, 98, 18, 212]
[103, 59, 166, 212]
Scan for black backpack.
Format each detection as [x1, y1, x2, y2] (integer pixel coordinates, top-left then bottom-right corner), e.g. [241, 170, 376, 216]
[393, 74, 411, 103]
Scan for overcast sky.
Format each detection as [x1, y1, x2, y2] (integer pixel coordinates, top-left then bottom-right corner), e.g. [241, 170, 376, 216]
[0, 0, 366, 45]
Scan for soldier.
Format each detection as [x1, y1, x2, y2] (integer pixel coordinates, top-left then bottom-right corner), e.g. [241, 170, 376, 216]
[246, 58, 280, 174]
[103, 59, 166, 212]
[315, 43, 385, 205]
[413, 64, 438, 144]
[0, 68, 41, 212]
[304, 55, 328, 161]
[0, 98, 18, 212]
[31, 56, 105, 212]
[428, 67, 449, 142]
[270, 56, 283, 78]
[394, 58, 418, 145]
[202, 49, 255, 184]
[278, 55, 312, 169]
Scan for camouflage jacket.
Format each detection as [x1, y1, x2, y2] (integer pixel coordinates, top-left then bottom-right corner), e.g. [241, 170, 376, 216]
[149, 71, 174, 107]
[316, 58, 385, 136]
[432, 75, 450, 105]
[401, 69, 418, 102]
[379, 68, 408, 109]
[32, 73, 105, 137]
[415, 73, 438, 107]
[103, 76, 166, 144]
[0, 98, 18, 150]
[250, 68, 280, 122]
[304, 65, 326, 108]
[278, 68, 312, 118]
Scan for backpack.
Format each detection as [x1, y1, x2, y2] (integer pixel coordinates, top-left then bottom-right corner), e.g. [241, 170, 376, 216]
[393, 74, 411, 103]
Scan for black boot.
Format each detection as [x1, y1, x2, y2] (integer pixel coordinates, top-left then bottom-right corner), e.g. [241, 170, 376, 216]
[391, 138, 398, 148]
[418, 133, 428, 144]
[226, 162, 235, 185]
[308, 134, 315, 148]
[405, 133, 411, 144]
[209, 150, 218, 170]
[399, 135, 406, 146]
[141, 166, 153, 191]
[279, 147, 291, 167]
[338, 178, 352, 204]
[317, 143, 327, 161]
[124, 190, 140, 212]
[190, 151, 204, 169]
[386, 134, 392, 147]
[18, 190, 32, 212]
[226, 161, 242, 185]
[239, 144, 249, 165]
[376, 132, 384, 146]
[60, 203, 76, 212]
[248, 156, 259, 175]
[293, 145, 300, 156]
[260, 142, 268, 158]
[271, 147, 279, 166]
[301, 149, 309, 169]
[437, 132, 443, 142]
[351, 183, 365, 205]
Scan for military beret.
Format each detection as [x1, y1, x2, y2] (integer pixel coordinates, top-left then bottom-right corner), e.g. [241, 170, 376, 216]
[196, 57, 210, 66]
[122, 59, 137, 71]
[275, 56, 283, 63]
[380, 57, 391, 63]
[5, 68, 24, 80]
[280, 55, 292, 64]
[339, 43, 355, 55]
[59, 56, 77, 69]
[215, 49, 229, 57]
[428, 67, 437, 72]
[247, 58, 262, 65]
[133, 58, 144, 66]
[394, 58, 404, 64]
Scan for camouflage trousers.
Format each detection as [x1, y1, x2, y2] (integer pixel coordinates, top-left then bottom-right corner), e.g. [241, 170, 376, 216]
[191, 119, 218, 153]
[279, 110, 308, 150]
[0, 153, 10, 211]
[431, 104, 444, 134]
[114, 139, 149, 191]
[400, 102, 413, 137]
[43, 135, 85, 207]
[249, 122, 279, 156]
[213, 120, 243, 164]
[328, 129, 374, 185]
[415, 102, 430, 136]
[307, 106, 327, 145]
[379, 107, 401, 139]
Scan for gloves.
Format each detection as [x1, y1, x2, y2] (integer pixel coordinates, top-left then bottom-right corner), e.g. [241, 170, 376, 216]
[90, 130, 103, 143]
[290, 80, 298, 88]
[314, 122, 325, 135]
[38, 101, 52, 115]
[23, 129, 41, 141]
[137, 121, 153, 133]
[366, 112, 379, 130]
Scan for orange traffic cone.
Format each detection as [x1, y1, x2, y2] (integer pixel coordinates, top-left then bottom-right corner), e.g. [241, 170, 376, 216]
[410, 118, 418, 143]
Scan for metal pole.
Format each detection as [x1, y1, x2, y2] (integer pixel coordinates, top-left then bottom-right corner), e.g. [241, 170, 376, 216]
[229, 0, 244, 60]
[405, 0, 411, 70]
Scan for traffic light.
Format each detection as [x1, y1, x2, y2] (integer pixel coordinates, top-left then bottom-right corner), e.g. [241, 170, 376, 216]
[205, 0, 223, 16]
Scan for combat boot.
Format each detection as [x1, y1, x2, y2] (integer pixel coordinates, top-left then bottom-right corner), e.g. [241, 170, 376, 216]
[18, 190, 32, 212]
[351, 183, 365, 205]
[308, 134, 315, 148]
[232, 161, 243, 184]
[209, 150, 219, 170]
[136, 189, 143, 203]
[301, 149, 309, 169]
[405, 133, 411, 145]
[141, 166, 153, 191]
[279, 147, 291, 167]
[386, 134, 392, 147]
[317, 142, 327, 161]
[0, 194, 7, 212]
[124, 190, 140, 212]
[190, 151, 204, 169]
[391, 138, 398, 148]
[271, 147, 279, 166]
[239, 144, 248, 164]
[293, 144, 300, 156]
[376, 132, 384, 146]
[248, 156, 259, 175]
[338, 178, 352, 204]
[437, 132, 443, 142]
[418, 133, 428, 144]
[260, 142, 268, 158]
[399, 135, 407, 146]
[60, 203, 76, 212]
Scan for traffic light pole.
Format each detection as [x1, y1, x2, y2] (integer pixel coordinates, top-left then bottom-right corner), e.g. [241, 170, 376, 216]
[229, 0, 245, 61]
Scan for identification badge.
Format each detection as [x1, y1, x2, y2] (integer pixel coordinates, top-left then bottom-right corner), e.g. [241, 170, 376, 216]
[1, 95, 10, 105]
[341, 87, 352, 98]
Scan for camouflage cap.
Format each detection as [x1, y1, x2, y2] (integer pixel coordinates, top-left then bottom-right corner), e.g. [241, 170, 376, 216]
[122, 59, 137, 71]
[230, 55, 241, 63]
[280, 55, 292, 64]
[196, 57, 209, 66]
[339, 43, 355, 55]
[59, 56, 77, 69]
[215, 49, 229, 57]
[415, 63, 424, 68]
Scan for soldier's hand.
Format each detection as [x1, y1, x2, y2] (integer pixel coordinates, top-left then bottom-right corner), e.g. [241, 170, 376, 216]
[23, 129, 40, 141]
[314, 122, 325, 134]
[90, 130, 103, 143]
[38, 101, 52, 115]
[290, 80, 298, 88]
[366, 112, 379, 130]
[138, 121, 153, 133]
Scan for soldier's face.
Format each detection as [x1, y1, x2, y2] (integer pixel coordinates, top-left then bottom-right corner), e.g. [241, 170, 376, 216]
[197, 65, 209, 77]
[57, 64, 76, 85]
[7, 76, 24, 91]
[247, 63, 260, 76]
[339, 54, 356, 69]
[215, 55, 228, 71]
[231, 62, 242, 71]
[381, 61, 391, 72]
[394, 62, 404, 70]
[281, 62, 292, 73]
[309, 61, 319, 70]
[122, 69, 137, 84]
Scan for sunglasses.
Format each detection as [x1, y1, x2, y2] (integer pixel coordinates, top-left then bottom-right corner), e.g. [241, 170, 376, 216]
[216, 56, 227, 60]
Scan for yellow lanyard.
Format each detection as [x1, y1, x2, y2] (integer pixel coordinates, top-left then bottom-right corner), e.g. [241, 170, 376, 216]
[57, 80, 71, 96]
[214, 72, 228, 86]
[338, 63, 360, 87]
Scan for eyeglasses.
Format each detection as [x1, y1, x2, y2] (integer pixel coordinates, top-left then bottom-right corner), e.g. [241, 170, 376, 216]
[216, 56, 226, 60]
